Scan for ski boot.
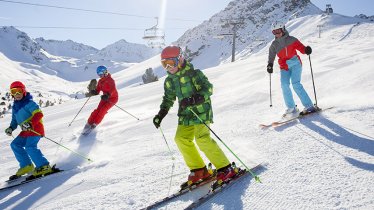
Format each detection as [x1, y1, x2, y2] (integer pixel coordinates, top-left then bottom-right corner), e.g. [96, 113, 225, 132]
[9, 164, 35, 181]
[300, 105, 320, 116]
[282, 107, 300, 119]
[32, 165, 53, 177]
[26, 164, 61, 181]
[211, 162, 239, 191]
[180, 163, 215, 190]
[82, 123, 96, 135]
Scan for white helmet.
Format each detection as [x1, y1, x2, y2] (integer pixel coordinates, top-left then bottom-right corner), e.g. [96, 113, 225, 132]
[271, 21, 285, 31]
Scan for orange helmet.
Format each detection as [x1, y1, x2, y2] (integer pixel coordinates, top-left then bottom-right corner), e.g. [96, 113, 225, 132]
[161, 46, 182, 59]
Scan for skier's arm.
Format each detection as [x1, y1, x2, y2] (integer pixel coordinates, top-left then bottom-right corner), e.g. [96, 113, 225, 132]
[160, 78, 176, 111]
[98, 79, 117, 98]
[10, 111, 17, 130]
[268, 43, 277, 64]
[294, 39, 306, 54]
[194, 70, 213, 101]
[30, 111, 43, 126]
[107, 79, 117, 97]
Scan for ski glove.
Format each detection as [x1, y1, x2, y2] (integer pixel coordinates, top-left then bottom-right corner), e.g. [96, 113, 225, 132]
[5, 127, 13, 136]
[101, 94, 110, 101]
[305, 46, 312, 55]
[90, 90, 98, 95]
[180, 94, 205, 110]
[267, 63, 273, 74]
[21, 122, 32, 131]
[153, 109, 168, 128]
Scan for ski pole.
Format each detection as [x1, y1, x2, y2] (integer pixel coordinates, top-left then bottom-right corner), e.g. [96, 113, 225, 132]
[269, 73, 273, 107]
[112, 103, 140, 121]
[308, 55, 318, 106]
[187, 107, 261, 183]
[68, 96, 91, 127]
[159, 126, 175, 160]
[29, 129, 93, 162]
[159, 126, 175, 196]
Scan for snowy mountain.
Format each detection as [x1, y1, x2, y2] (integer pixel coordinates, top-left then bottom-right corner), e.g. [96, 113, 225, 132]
[35, 38, 99, 59]
[0, 26, 157, 82]
[0, 5, 374, 209]
[0, 26, 48, 64]
[91, 39, 160, 63]
[355, 14, 374, 21]
[175, 0, 322, 69]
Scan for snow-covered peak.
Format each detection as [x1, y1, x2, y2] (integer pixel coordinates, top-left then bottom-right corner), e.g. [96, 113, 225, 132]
[0, 27, 159, 82]
[35, 38, 99, 59]
[175, 0, 322, 69]
[0, 26, 48, 64]
[355, 14, 374, 21]
[92, 39, 159, 63]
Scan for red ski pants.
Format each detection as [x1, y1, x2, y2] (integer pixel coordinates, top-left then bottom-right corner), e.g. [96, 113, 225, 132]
[88, 100, 115, 125]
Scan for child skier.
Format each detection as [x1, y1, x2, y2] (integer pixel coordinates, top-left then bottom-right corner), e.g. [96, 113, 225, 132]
[84, 65, 118, 133]
[267, 21, 317, 119]
[153, 46, 238, 189]
[5, 81, 52, 180]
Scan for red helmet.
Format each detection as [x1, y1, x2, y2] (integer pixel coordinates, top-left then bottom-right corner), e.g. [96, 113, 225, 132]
[10, 81, 26, 96]
[161, 46, 182, 59]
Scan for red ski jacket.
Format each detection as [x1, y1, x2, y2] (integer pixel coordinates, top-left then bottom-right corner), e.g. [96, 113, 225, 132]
[96, 73, 118, 103]
[268, 30, 307, 70]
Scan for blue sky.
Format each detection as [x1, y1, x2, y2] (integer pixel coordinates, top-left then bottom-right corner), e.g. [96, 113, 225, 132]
[0, 0, 373, 49]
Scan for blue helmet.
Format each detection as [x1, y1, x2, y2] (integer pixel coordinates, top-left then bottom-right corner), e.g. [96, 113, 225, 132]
[96, 65, 108, 76]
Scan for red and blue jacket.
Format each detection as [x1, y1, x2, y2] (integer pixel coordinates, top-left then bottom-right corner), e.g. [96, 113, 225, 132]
[10, 92, 44, 137]
[268, 30, 306, 70]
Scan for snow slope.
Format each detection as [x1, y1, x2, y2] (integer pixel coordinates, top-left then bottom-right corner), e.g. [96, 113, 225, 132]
[0, 14, 373, 210]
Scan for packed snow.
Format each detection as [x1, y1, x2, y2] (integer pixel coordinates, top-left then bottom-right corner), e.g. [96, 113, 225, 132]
[0, 11, 374, 210]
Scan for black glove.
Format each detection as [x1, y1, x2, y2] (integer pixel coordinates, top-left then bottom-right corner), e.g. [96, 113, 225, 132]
[153, 109, 168, 128]
[5, 127, 13, 136]
[101, 94, 109, 101]
[180, 94, 205, 109]
[90, 90, 98, 95]
[267, 63, 273, 74]
[305, 46, 312, 55]
[21, 122, 32, 131]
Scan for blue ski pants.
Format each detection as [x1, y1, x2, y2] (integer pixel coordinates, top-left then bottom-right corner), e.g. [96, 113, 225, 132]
[280, 56, 313, 109]
[10, 135, 49, 169]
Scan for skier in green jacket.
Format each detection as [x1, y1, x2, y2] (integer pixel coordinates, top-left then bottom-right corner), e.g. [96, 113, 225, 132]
[153, 46, 237, 189]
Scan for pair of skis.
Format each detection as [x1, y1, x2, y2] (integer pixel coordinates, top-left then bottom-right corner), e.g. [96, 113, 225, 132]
[143, 163, 263, 210]
[0, 165, 63, 192]
[259, 106, 334, 129]
[142, 173, 216, 210]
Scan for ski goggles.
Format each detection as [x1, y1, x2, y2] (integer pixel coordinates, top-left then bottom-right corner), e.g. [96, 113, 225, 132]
[272, 28, 283, 35]
[98, 70, 108, 77]
[10, 87, 24, 96]
[161, 57, 179, 70]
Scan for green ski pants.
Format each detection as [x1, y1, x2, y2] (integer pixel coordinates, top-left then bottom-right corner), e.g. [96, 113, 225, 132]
[174, 123, 230, 170]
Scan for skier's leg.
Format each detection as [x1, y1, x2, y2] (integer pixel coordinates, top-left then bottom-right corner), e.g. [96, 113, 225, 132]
[289, 63, 313, 108]
[174, 125, 206, 170]
[88, 100, 114, 125]
[194, 124, 230, 170]
[10, 136, 32, 168]
[280, 69, 296, 109]
[25, 136, 49, 168]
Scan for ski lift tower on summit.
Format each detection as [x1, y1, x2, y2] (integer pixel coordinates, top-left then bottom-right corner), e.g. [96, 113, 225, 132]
[143, 17, 165, 49]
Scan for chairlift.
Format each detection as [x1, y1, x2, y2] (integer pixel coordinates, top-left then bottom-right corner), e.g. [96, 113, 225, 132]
[143, 17, 165, 48]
